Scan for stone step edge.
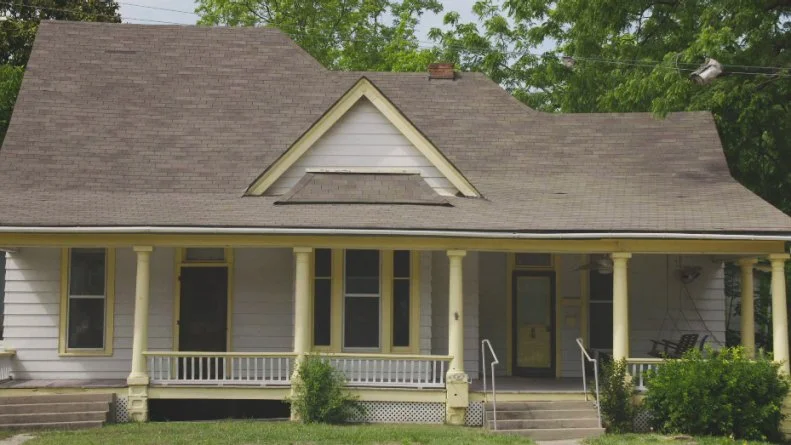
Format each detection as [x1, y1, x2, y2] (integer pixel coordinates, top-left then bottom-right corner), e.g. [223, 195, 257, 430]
[0, 411, 108, 418]
[491, 427, 605, 434]
[0, 420, 104, 428]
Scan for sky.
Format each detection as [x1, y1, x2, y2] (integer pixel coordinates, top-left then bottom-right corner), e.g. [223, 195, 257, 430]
[118, 0, 481, 41]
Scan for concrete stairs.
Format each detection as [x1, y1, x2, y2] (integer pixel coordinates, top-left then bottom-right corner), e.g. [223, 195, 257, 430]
[486, 400, 605, 441]
[0, 393, 113, 431]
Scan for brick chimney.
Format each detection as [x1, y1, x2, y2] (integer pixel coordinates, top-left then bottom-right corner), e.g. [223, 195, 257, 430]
[428, 63, 455, 80]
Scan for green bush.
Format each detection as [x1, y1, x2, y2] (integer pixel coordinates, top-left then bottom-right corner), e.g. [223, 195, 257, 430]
[598, 358, 635, 433]
[644, 347, 789, 441]
[290, 356, 364, 424]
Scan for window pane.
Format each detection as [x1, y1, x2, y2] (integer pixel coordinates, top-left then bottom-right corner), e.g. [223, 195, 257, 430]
[346, 250, 379, 278]
[344, 297, 379, 348]
[346, 277, 379, 294]
[590, 303, 613, 350]
[69, 249, 105, 296]
[184, 248, 225, 262]
[394, 251, 410, 278]
[315, 249, 331, 278]
[313, 279, 331, 346]
[68, 298, 105, 349]
[515, 253, 552, 267]
[393, 280, 410, 347]
[590, 270, 613, 301]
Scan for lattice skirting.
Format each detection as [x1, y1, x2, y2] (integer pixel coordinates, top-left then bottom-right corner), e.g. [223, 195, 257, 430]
[633, 408, 652, 433]
[349, 401, 445, 424]
[465, 401, 484, 426]
[115, 396, 130, 423]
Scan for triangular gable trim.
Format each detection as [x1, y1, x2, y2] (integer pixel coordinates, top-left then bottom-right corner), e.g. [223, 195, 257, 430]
[245, 77, 480, 197]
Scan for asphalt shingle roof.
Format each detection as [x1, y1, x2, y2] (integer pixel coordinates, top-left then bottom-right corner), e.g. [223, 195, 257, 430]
[0, 21, 789, 235]
[275, 173, 451, 206]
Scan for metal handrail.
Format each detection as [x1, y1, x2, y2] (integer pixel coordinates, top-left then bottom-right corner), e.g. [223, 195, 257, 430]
[575, 337, 602, 428]
[481, 339, 499, 430]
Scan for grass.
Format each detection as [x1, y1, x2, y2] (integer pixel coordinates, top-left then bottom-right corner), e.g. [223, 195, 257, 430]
[585, 434, 776, 445]
[21, 421, 535, 445]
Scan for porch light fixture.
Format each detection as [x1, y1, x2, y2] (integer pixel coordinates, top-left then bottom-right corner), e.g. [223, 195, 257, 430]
[690, 58, 723, 84]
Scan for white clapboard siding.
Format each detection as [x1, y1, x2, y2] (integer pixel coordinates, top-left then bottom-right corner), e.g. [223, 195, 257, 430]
[232, 248, 294, 353]
[267, 98, 458, 196]
[477, 252, 508, 376]
[431, 251, 480, 380]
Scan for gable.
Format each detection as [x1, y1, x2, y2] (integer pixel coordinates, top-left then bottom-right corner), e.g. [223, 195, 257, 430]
[246, 77, 479, 197]
[266, 99, 458, 196]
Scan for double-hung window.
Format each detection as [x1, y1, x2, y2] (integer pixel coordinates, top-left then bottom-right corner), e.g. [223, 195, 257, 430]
[344, 250, 380, 349]
[589, 266, 614, 350]
[62, 248, 114, 354]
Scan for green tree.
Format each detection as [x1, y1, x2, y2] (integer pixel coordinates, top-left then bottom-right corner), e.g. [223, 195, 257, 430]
[196, 0, 443, 71]
[432, 0, 791, 215]
[0, 0, 120, 145]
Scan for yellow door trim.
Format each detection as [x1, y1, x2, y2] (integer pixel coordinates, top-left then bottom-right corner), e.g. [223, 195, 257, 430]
[172, 248, 234, 352]
[245, 77, 479, 197]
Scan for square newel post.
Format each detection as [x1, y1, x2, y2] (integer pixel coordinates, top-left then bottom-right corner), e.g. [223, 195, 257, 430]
[739, 258, 757, 358]
[446, 249, 468, 425]
[127, 246, 153, 422]
[291, 247, 313, 421]
[770, 254, 790, 374]
[611, 253, 631, 361]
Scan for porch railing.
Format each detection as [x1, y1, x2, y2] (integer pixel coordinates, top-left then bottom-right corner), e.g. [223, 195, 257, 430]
[626, 358, 664, 391]
[144, 351, 296, 386]
[312, 353, 452, 389]
[0, 349, 15, 383]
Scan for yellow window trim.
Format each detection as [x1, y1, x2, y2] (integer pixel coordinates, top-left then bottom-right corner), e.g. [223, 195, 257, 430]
[172, 248, 234, 353]
[245, 77, 479, 198]
[58, 248, 116, 357]
[311, 248, 421, 354]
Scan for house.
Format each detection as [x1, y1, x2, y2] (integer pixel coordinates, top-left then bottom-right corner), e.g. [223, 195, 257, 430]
[0, 21, 790, 435]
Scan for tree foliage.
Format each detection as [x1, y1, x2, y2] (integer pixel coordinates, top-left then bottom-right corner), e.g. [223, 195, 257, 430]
[432, 0, 791, 215]
[196, 0, 443, 71]
[0, 0, 120, 145]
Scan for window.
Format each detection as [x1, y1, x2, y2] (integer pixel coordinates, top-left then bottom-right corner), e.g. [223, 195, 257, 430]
[313, 249, 332, 346]
[62, 248, 114, 354]
[589, 267, 614, 350]
[515, 253, 552, 268]
[392, 251, 411, 348]
[184, 248, 225, 262]
[343, 250, 380, 349]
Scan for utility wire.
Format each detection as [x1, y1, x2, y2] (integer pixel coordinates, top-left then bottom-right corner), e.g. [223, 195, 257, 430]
[1, 0, 789, 77]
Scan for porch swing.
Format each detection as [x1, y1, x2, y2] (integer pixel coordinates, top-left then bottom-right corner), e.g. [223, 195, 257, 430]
[646, 257, 721, 359]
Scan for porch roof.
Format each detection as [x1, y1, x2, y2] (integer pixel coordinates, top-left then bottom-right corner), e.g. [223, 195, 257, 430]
[0, 22, 789, 236]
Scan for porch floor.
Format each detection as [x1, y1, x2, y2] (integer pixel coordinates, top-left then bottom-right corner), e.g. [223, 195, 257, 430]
[0, 379, 127, 389]
[470, 377, 584, 394]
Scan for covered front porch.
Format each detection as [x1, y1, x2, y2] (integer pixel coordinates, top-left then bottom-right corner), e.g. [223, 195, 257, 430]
[1, 235, 788, 424]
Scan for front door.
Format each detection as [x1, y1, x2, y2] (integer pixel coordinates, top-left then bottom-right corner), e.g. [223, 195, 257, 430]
[512, 271, 556, 377]
[178, 266, 228, 379]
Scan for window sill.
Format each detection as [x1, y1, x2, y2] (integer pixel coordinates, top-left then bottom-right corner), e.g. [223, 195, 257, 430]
[59, 350, 113, 357]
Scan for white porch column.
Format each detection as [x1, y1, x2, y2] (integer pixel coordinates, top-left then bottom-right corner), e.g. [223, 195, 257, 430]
[127, 246, 153, 422]
[612, 253, 631, 361]
[770, 254, 790, 374]
[293, 247, 313, 359]
[739, 258, 757, 358]
[445, 249, 468, 425]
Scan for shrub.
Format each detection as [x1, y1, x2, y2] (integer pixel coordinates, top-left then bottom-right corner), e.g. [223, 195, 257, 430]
[644, 347, 789, 441]
[598, 358, 634, 433]
[290, 356, 364, 424]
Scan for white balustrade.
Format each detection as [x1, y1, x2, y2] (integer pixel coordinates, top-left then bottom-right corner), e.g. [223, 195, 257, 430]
[626, 358, 664, 391]
[145, 352, 296, 386]
[313, 353, 452, 389]
[0, 350, 15, 382]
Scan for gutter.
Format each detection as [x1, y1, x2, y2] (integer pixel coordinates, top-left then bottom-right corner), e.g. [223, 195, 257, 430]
[0, 226, 789, 242]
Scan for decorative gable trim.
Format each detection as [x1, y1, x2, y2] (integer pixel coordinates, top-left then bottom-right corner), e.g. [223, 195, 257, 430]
[245, 77, 479, 197]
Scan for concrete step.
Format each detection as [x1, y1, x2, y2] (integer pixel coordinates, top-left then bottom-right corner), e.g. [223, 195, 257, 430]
[486, 409, 596, 420]
[486, 417, 600, 430]
[491, 427, 605, 441]
[486, 400, 595, 411]
[0, 411, 108, 425]
[0, 402, 110, 415]
[0, 420, 104, 431]
[0, 394, 113, 405]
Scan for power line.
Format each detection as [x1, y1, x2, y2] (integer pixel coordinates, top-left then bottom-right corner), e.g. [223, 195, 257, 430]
[120, 2, 199, 17]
